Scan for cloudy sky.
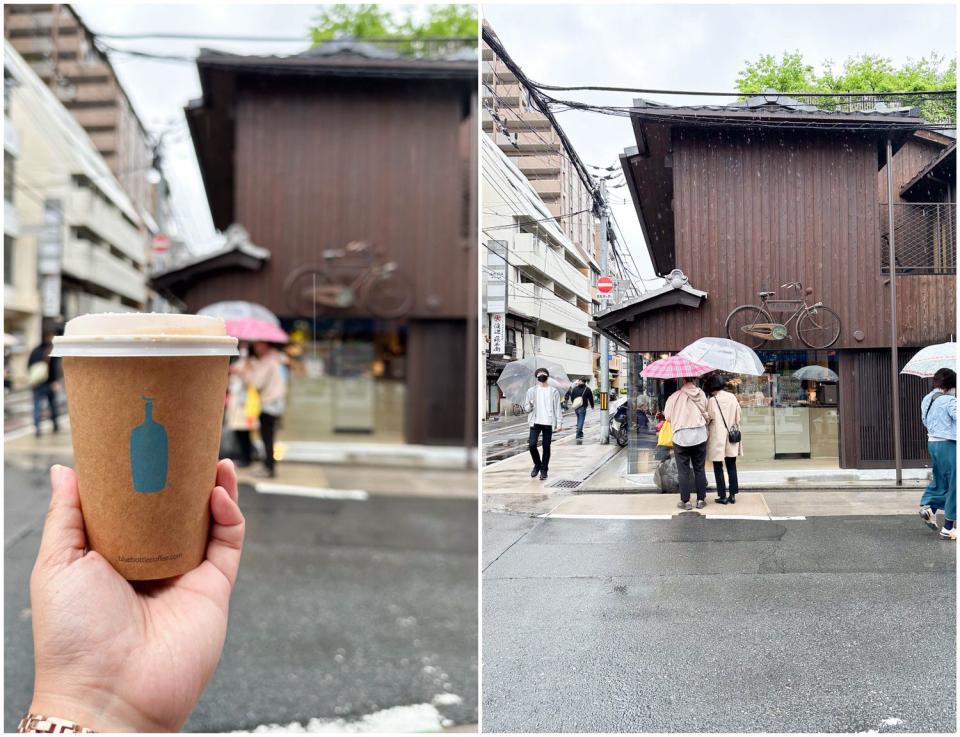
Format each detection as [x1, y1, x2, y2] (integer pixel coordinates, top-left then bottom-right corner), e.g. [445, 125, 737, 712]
[483, 2, 956, 280]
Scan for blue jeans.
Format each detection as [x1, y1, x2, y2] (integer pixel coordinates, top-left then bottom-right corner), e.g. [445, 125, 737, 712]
[575, 406, 587, 437]
[922, 440, 957, 521]
[32, 383, 59, 432]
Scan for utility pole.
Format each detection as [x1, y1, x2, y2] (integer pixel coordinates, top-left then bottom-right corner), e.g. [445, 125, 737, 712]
[886, 137, 903, 485]
[599, 179, 610, 445]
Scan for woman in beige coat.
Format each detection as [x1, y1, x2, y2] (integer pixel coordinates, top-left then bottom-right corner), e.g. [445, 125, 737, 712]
[704, 373, 743, 505]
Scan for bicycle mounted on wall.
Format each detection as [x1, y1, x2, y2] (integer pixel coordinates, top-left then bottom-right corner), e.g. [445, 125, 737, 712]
[283, 241, 414, 319]
[725, 282, 842, 350]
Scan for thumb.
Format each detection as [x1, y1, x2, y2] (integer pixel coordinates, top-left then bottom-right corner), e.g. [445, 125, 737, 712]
[35, 465, 87, 571]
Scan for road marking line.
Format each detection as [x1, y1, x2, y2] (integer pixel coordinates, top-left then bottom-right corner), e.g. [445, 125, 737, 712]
[4, 416, 71, 442]
[548, 513, 673, 520]
[254, 483, 368, 501]
[770, 515, 807, 521]
[704, 514, 772, 520]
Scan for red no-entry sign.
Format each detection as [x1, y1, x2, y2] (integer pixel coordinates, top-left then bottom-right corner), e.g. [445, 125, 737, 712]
[597, 276, 614, 294]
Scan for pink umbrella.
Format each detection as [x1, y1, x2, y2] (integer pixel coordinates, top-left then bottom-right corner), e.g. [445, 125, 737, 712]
[225, 318, 289, 344]
[640, 355, 713, 379]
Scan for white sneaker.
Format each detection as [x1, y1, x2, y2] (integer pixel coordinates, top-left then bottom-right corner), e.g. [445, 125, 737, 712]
[939, 526, 957, 541]
[920, 506, 939, 531]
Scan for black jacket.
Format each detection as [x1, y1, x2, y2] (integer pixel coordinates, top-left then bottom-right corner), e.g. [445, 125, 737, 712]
[569, 383, 594, 409]
[28, 342, 61, 385]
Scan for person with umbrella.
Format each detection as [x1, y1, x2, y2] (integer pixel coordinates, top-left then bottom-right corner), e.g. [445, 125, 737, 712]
[918, 367, 957, 540]
[663, 374, 710, 510]
[703, 372, 743, 505]
[234, 341, 287, 479]
[525, 367, 563, 481]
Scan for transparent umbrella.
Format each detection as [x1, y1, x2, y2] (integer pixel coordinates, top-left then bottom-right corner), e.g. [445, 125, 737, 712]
[901, 342, 956, 378]
[496, 357, 571, 405]
[793, 365, 839, 382]
[678, 337, 764, 376]
[198, 301, 281, 327]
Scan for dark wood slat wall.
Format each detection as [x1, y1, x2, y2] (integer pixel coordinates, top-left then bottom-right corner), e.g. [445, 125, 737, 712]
[180, 78, 475, 321]
[877, 138, 943, 204]
[627, 127, 953, 353]
[840, 348, 930, 469]
[896, 275, 956, 345]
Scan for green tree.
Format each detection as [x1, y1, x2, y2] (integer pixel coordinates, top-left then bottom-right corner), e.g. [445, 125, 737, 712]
[309, 4, 477, 56]
[735, 50, 955, 122]
[736, 51, 819, 95]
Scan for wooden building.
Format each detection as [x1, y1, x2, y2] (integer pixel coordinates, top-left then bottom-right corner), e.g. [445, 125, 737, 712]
[152, 42, 477, 447]
[603, 94, 955, 469]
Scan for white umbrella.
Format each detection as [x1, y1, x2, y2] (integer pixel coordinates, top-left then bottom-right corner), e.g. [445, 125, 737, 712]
[901, 342, 956, 378]
[793, 365, 839, 383]
[198, 301, 280, 327]
[678, 337, 764, 376]
[496, 357, 571, 405]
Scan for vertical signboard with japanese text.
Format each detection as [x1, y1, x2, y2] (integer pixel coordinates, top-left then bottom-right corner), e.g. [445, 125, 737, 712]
[38, 199, 63, 319]
[486, 239, 508, 356]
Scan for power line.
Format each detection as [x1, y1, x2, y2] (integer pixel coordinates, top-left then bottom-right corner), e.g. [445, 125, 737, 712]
[525, 79, 956, 98]
[98, 32, 473, 42]
[97, 32, 310, 42]
[538, 91, 957, 131]
[483, 25, 602, 212]
[481, 207, 593, 232]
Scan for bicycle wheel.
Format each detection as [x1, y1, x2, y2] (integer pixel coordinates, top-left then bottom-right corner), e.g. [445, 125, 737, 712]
[363, 269, 415, 319]
[283, 265, 353, 317]
[725, 305, 772, 349]
[798, 306, 841, 349]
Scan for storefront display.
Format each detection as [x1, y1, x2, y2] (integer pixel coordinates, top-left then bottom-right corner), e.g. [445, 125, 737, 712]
[627, 349, 840, 473]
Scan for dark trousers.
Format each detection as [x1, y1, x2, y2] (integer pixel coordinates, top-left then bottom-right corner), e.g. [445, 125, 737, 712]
[235, 430, 253, 465]
[32, 384, 59, 432]
[529, 423, 553, 473]
[575, 407, 587, 437]
[260, 412, 279, 471]
[713, 457, 739, 498]
[675, 442, 708, 502]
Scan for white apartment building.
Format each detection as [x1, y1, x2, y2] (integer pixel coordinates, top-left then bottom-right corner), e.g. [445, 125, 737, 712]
[4, 40, 146, 388]
[483, 134, 594, 415]
[5, 45, 39, 388]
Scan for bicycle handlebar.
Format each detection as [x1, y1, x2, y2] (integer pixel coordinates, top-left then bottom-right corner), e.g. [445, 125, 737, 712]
[780, 281, 803, 291]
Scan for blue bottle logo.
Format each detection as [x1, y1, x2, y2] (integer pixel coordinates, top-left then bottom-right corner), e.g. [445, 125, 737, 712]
[130, 396, 169, 493]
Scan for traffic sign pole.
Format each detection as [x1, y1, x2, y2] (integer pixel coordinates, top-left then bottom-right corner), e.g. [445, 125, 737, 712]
[599, 181, 610, 445]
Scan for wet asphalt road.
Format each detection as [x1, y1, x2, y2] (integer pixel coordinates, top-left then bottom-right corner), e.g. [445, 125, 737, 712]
[5, 459, 478, 732]
[482, 511, 956, 733]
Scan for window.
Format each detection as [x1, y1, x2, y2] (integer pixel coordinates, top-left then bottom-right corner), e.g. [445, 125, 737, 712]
[5, 236, 14, 285]
[4, 153, 14, 204]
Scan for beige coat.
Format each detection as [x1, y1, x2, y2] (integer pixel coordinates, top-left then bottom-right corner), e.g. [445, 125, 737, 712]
[663, 383, 709, 432]
[706, 390, 743, 461]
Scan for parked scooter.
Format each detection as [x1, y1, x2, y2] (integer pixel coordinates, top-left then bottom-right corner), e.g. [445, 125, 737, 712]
[608, 402, 629, 447]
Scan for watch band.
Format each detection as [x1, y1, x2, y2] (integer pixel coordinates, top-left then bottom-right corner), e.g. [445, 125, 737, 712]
[17, 714, 94, 733]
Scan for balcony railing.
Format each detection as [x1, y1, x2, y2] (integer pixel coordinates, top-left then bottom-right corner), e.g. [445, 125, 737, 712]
[880, 202, 956, 275]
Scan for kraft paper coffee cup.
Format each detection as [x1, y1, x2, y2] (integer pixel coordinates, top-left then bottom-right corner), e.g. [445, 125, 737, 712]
[51, 313, 238, 580]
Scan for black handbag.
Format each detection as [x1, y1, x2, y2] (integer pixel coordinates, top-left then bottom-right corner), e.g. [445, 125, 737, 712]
[715, 396, 742, 444]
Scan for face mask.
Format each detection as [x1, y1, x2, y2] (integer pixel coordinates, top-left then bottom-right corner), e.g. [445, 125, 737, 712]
[537, 374, 548, 383]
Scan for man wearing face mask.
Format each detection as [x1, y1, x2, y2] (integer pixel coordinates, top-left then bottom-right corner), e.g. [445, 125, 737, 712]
[525, 368, 564, 480]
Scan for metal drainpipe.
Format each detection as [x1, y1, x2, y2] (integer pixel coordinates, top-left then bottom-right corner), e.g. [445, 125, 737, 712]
[886, 137, 903, 485]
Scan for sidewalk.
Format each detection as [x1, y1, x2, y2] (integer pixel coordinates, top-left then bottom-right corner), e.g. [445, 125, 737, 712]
[483, 432, 623, 495]
[5, 424, 476, 500]
[541, 489, 929, 520]
[583, 442, 931, 492]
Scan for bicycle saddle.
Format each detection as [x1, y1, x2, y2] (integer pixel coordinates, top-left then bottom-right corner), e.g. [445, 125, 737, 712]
[758, 290, 775, 298]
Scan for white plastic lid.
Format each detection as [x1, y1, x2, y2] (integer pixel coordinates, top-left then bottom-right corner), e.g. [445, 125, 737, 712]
[51, 313, 239, 357]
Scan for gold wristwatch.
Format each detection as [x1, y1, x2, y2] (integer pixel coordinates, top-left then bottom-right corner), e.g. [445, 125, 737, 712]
[17, 713, 94, 733]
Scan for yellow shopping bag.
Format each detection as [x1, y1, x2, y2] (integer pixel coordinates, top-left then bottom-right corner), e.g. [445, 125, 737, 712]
[244, 386, 261, 429]
[657, 420, 673, 448]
